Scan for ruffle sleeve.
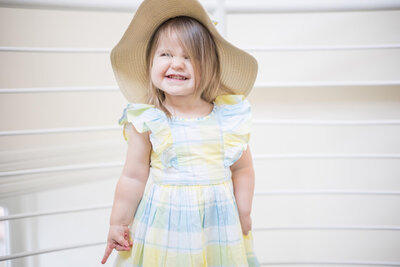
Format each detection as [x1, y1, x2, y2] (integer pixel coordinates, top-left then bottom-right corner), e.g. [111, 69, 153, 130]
[215, 94, 252, 167]
[118, 103, 176, 169]
[118, 103, 159, 142]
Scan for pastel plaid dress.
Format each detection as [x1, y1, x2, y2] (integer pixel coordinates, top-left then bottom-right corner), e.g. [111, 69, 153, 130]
[114, 94, 260, 267]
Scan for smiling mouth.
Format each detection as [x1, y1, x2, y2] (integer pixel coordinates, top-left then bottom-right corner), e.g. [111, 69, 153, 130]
[166, 74, 188, 80]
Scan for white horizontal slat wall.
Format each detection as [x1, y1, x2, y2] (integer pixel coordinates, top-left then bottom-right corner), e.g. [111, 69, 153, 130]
[0, 1, 399, 267]
[0, 6, 130, 267]
[234, 10, 400, 266]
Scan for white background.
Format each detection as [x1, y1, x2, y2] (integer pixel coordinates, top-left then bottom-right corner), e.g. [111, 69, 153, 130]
[0, 1, 400, 266]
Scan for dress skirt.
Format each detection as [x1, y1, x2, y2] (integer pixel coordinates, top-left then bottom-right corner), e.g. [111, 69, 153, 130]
[113, 178, 259, 267]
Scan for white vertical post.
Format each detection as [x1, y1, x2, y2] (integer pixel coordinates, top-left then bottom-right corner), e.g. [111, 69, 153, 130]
[213, 0, 226, 37]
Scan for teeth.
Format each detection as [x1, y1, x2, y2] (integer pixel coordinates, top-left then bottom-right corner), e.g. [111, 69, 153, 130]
[168, 75, 186, 80]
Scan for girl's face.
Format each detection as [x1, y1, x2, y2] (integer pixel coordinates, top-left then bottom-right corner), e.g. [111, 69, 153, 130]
[150, 32, 197, 99]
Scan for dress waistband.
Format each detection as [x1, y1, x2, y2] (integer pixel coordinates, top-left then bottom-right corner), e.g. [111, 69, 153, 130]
[149, 167, 232, 186]
[150, 178, 231, 186]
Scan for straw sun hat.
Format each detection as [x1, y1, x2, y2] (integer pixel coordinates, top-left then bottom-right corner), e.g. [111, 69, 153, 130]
[110, 0, 258, 103]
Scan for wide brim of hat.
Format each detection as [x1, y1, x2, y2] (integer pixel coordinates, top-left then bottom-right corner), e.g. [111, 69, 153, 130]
[110, 0, 258, 103]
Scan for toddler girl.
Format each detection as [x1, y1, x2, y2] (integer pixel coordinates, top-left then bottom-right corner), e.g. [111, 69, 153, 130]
[102, 0, 259, 266]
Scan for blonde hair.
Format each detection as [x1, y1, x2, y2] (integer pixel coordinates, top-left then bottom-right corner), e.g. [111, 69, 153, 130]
[145, 16, 234, 118]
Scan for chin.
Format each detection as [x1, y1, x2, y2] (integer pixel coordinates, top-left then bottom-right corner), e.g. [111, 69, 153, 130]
[162, 90, 195, 97]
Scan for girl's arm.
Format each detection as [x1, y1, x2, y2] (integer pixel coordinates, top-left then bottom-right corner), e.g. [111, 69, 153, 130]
[230, 145, 255, 235]
[110, 123, 151, 227]
[101, 124, 152, 264]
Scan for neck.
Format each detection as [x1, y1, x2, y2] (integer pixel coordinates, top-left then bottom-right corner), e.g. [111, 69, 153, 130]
[164, 95, 202, 110]
[162, 94, 212, 117]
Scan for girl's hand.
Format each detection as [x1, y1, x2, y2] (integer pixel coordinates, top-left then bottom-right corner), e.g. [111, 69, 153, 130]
[239, 214, 252, 235]
[101, 225, 133, 264]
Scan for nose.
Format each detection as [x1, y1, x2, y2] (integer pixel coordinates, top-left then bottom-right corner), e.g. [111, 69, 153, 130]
[171, 56, 185, 69]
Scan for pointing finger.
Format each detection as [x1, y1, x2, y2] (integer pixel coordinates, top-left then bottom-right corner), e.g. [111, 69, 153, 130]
[101, 243, 114, 264]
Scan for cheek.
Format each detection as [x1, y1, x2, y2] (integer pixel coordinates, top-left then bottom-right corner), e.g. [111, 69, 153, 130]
[153, 60, 169, 75]
[151, 62, 161, 78]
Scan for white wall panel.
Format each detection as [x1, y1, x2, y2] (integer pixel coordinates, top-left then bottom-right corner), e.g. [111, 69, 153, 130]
[0, 3, 399, 267]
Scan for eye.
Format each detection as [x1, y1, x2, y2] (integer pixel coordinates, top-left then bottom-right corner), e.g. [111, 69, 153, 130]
[184, 56, 190, 60]
[160, 52, 171, 57]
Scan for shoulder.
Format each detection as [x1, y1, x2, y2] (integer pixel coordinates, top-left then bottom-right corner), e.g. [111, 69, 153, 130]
[214, 94, 250, 107]
[119, 103, 158, 123]
[214, 94, 251, 125]
[118, 103, 164, 142]
[119, 103, 165, 125]
[214, 94, 251, 116]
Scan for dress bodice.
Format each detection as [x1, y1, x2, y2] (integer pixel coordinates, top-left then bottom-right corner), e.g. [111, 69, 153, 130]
[118, 94, 252, 185]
